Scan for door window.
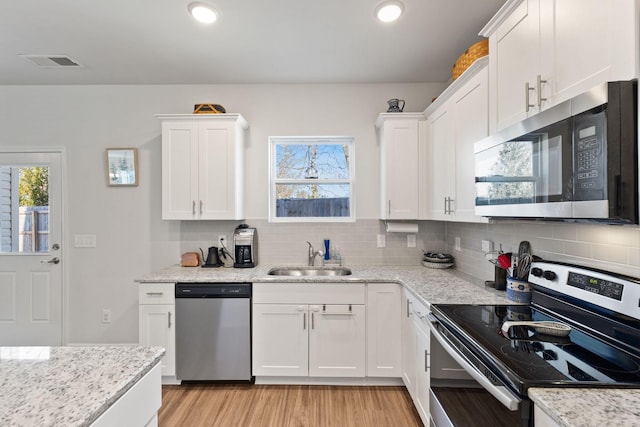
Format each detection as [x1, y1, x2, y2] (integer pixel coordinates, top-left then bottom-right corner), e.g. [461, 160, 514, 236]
[0, 166, 49, 253]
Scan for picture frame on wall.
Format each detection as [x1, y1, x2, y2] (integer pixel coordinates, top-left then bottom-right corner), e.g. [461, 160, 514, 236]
[106, 148, 138, 186]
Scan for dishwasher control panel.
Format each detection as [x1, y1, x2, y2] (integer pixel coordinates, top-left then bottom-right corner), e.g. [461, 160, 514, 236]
[175, 283, 252, 298]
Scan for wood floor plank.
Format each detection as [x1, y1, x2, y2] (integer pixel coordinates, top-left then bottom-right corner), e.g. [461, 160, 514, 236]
[158, 384, 423, 427]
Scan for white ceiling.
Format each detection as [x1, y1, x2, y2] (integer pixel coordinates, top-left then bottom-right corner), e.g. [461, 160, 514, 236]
[0, 0, 506, 85]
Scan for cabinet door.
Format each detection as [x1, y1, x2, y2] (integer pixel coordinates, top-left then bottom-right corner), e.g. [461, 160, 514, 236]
[381, 119, 420, 219]
[414, 323, 431, 426]
[366, 283, 401, 377]
[540, 0, 636, 108]
[138, 304, 176, 377]
[198, 121, 243, 220]
[308, 304, 366, 377]
[401, 292, 417, 398]
[428, 103, 455, 220]
[252, 304, 308, 376]
[161, 122, 199, 219]
[452, 66, 489, 223]
[492, 0, 541, 131]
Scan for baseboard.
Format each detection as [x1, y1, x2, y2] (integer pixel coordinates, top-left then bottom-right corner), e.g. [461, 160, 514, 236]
[254, 376, 403, 386]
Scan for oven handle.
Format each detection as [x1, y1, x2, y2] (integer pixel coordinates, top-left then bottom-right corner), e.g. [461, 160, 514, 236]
[428, 315, 522, 411]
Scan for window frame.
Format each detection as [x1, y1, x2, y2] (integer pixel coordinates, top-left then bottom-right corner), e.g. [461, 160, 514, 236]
[268, 136, 356, 223]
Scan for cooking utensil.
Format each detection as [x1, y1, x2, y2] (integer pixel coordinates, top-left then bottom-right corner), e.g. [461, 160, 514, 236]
[501, 321, 572, 337]
[497, 253, 511, 274]
[517, 253, 533, 279]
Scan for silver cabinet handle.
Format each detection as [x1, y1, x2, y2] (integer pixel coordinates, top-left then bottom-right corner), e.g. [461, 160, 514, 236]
[425, 350, 429, 372]
[41, 257, 60, 264]
[192, 200, 196, 215]
[168, 311, 172, 329]
[388, 200, 391, 217]
[303, 312, 307, 330]
[537, 74, 547, 106]
[145, 292, 164, 296]
[406, 299, 411, 318]
[444, 197, 454, 214]
[199, 200, 203, 215]
[525, 82, 535, 112]
[311, 312, 315, 330]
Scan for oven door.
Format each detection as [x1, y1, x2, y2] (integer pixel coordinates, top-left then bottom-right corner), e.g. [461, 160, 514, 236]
[428, 318, 531, 427]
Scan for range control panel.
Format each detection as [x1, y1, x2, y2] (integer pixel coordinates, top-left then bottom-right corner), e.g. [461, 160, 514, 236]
[528, 261, 640, 319]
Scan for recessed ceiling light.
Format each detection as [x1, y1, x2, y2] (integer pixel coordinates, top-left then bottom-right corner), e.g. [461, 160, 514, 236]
[375, 1, 404, 23]
[188, 2, 218, 24]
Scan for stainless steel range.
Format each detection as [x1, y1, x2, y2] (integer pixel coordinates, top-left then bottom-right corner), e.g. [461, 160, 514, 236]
[429, 261, 640, 427]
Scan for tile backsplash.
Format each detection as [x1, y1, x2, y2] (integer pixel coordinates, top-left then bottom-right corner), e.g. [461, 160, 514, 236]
[179, 219, 446, 267]
[447, 220, 640, 281]
[178, 218, 640, 280]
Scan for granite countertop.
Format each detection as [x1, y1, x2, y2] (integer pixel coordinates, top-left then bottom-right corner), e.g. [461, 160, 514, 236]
[0, 346, 165, 427]
[136, 264, 513, 306]
[528, 388, 640, 427]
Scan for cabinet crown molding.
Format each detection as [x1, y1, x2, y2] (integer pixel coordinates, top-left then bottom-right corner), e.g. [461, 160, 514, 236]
[155, 113, 249, 130]
[479, 0, 525, 37]
[375, 112, 426, 129]
[424, 56, 488, 116]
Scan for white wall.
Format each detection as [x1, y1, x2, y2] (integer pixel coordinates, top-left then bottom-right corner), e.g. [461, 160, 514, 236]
[0, 83, 444, 344]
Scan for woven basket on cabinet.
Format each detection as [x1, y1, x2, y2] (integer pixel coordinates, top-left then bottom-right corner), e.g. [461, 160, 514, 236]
[452, 39, 489, 80]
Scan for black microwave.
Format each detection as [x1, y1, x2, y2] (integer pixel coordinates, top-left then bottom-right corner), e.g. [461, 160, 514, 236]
[474, 80, 638, 224]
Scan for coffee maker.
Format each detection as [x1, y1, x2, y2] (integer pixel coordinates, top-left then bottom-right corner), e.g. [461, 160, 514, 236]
[233, 224, 257, 268]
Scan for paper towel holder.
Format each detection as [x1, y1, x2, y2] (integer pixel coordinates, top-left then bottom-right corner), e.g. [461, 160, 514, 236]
[384, 221, 419, 233]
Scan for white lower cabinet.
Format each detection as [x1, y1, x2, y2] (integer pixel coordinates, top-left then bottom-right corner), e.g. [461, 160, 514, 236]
[252, 304, 308, 376]
[252, 283, 366, 378]
[138, 283, 176, 377]
[401, 288, 431, 426]
[366, 283, 402, 377]
[309, 304, 366, 377]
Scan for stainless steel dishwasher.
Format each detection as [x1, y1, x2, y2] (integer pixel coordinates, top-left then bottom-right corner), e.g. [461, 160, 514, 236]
[175, 283, 252, 382]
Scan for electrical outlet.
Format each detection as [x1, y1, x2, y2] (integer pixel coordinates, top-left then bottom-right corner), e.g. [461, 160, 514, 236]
[218, 235, 227, 248]
[407, 234, 416, 248]
[481, 240, 494, 253]
[102, 309, 111, 324]
[454, 236, 461, 251]
[377, 234, 386, 248]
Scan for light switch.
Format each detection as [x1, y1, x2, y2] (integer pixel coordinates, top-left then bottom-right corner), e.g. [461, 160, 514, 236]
[74, 234, 97, 248]
[377, 234, 386, 248]
[407, 234, 416, 248]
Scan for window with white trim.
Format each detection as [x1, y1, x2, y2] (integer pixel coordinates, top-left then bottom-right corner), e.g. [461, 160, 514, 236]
[269, 136, 355, 222]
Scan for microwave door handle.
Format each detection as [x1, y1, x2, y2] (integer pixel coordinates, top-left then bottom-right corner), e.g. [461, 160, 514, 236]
[615, 175, 622, 216]
[428, 321, 522, 411]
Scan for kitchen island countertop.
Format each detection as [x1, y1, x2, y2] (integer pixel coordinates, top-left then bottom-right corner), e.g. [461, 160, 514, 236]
[0, 346, 164, 427]
[528, 388, 640, 427]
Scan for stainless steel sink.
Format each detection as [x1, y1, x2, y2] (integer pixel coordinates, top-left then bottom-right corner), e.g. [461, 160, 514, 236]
[267, 267, 352, 276]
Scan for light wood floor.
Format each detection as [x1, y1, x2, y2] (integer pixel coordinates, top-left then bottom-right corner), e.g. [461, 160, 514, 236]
[159, 384, 423, 427]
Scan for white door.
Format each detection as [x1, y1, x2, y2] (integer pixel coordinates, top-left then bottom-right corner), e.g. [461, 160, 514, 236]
[252, 304, 309, 376]
[0, 151, 63, 345]
[308, 304, 366, 377]
[138, 304, 176, 376]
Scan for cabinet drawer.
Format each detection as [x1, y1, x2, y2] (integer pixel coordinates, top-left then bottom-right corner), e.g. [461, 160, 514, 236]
[138, 283, 175, 304]
[253, 283, 365, 304]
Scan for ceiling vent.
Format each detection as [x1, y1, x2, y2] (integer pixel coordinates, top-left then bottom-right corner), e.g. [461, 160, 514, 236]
[20, 54, 83, 68]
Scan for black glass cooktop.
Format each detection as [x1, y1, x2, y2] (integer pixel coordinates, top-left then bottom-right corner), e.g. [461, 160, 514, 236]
[431, 303, 640, 393]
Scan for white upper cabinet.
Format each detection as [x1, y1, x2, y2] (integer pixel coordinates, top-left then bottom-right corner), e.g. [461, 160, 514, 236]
[425, 58, 489, 223]
[376, 113, 426, 220]
[157, 114, 248, 220]
[482, 0, 637, 132]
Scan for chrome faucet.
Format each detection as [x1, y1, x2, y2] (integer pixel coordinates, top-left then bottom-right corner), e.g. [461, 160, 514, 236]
[306, 241, 324, 266]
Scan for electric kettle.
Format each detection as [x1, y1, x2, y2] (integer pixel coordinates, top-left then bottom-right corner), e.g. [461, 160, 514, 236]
[202, 246, 222, 268]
